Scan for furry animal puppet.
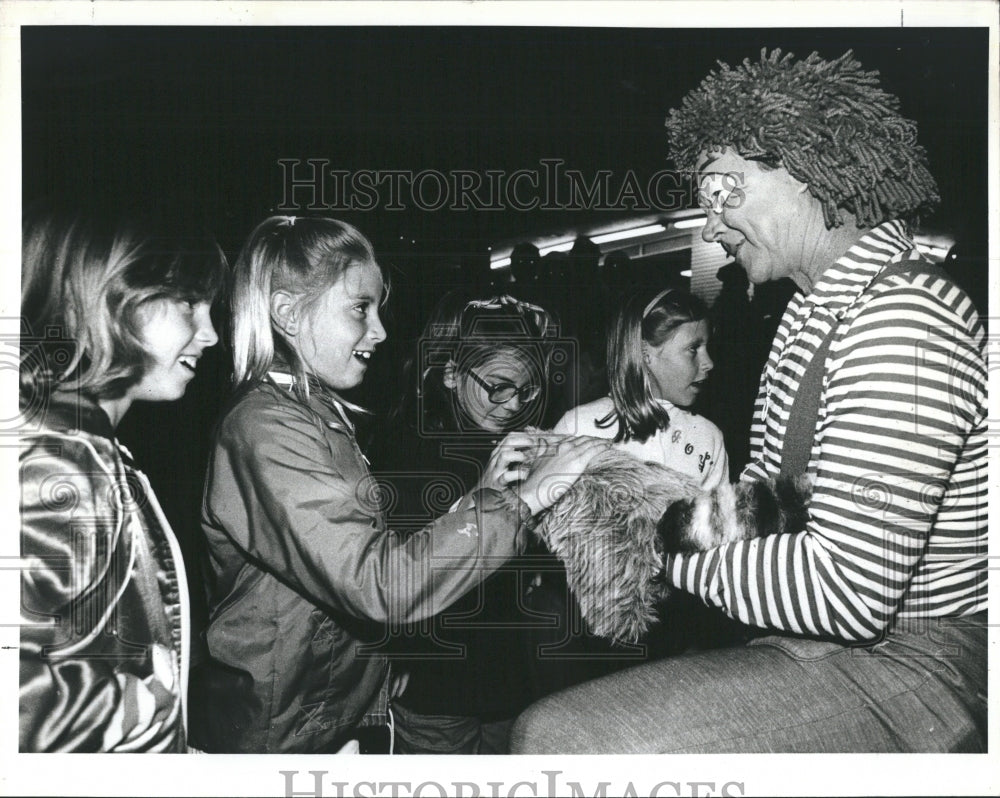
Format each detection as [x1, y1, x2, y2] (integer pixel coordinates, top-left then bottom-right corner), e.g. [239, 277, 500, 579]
[531, 448, 810, 644]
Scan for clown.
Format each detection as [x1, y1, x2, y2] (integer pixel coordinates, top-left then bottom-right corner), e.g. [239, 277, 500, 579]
[513, 49, 987, 754]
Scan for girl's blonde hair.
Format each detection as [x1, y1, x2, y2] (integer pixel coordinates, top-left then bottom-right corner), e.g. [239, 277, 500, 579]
[599, 286, 708, 443]
[20, 204, 225, 403]
[230, 215, 384, 401]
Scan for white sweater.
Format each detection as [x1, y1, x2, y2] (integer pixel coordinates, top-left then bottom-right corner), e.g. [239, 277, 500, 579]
[552, 396, 728, 490]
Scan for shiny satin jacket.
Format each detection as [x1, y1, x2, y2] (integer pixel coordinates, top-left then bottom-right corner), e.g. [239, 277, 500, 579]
[197, 376, 528, 753]
[19, 391, 188, 752]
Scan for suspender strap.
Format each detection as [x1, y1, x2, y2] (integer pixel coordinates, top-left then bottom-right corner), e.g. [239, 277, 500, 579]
[779, 323, 834, 478]
[779, 253, 948, 478]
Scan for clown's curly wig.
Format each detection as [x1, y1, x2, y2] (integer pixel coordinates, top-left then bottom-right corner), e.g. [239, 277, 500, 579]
[665, 49, 940, 229]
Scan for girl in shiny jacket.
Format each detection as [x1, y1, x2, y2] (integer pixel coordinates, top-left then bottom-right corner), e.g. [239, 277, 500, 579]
[194, 216, 605, 753]
[19, 205, 225, 751]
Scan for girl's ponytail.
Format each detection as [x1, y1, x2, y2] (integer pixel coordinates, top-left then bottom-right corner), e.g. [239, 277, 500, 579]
[231, 219, 280, 389]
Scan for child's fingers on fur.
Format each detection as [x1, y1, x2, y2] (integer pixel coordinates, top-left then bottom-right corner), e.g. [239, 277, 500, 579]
[496, 431, 535, 450]
[502, 457, 530, 482]
[486, 447, 528, 478]
[478, 442, 534, 490]
[500, 465, 530, 485]
[482, 461, 517, 492]
[524, 435, 554, 459]
[520, 438, 610, 514]
[499, 447, 530, 464]
[523, 431, 584, 459]
[493, 431, 550, 464]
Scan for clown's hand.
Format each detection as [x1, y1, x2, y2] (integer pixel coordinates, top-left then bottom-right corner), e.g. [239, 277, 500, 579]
[657, 476, 813, 554]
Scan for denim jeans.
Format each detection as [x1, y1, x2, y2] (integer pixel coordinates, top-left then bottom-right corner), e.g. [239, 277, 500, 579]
[509, 613, 987, 753]
[392, 702, 514, 754]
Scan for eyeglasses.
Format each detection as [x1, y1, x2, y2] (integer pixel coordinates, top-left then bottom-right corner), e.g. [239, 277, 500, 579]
[465, 369, 541, 404]
[697, 172, 744, 214]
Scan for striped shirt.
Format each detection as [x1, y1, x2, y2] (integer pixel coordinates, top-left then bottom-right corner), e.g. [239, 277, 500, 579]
[667, 221, 987, 641]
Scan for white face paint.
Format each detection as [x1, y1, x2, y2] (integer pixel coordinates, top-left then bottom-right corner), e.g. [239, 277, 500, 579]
[696, 148, 819, 290]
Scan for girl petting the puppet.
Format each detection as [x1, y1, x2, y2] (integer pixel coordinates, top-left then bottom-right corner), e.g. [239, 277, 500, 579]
[194, 217, 604, 754]
[370, 291, 578, 754]
[553, 286, 727, 489]
[19, 205, 224, 751]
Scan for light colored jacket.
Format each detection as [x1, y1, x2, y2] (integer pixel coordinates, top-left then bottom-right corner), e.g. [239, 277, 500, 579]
[19, 391, 188, 752]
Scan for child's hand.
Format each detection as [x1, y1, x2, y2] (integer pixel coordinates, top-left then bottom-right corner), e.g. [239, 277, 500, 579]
[515, 435, 610, 517]
[477, 432, 536, 493]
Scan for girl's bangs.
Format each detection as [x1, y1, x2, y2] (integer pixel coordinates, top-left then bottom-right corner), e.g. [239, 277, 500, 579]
[155, 237, 228, 303]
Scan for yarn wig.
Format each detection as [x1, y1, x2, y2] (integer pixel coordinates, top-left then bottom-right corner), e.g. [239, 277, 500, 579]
[665, 48, 940, 229]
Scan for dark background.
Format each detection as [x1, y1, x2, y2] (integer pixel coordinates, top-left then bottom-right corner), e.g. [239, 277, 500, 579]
[20, 25, 991, 626]
[22, 26, 989, 260]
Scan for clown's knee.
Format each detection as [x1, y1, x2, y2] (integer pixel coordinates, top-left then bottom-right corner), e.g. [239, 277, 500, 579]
[509, 701, 546, 754]
[510, 692, 601, 754]
[510, 695, 574, 754]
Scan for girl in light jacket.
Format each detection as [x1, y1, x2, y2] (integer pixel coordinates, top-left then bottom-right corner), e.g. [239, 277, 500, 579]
[19, 205, 224, 751]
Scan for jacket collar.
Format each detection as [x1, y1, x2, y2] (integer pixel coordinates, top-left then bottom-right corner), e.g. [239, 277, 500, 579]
[265, 370, 355, 433]
[33, 389, 117, 441]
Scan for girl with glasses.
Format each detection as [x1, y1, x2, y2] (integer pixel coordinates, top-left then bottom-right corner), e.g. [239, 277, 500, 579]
[369, 291, 593, 754]
[408, 292, 556, 435]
